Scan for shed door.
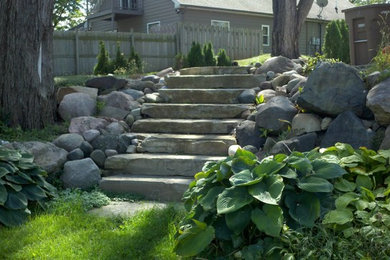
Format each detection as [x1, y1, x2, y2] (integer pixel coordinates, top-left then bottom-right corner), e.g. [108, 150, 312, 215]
[353, 18, 369, 65]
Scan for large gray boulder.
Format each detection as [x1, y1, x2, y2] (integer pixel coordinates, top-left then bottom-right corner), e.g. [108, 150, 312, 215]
[97, 91, 140, 111]
[98, 106, 129, 120]
[297, 63, 367, 117]
[56, 86, 98, 104]
[366, 77, 390, 126]
[68, 116, 110, 134]
[6, 141, 67, 174]
[291, 113, 322, 136]
[269, 133, 317, 155]
[321, 111, 372, 149]
[58, 93, 96, 121]
[256, 56, 300, 74]
[91, 134, 119, 151]
[128, 79, 156, 91]
[380, 125, 390, 150]
[53, 133, 84, 152]
[121, 89, 144, 100]
[61, 158, 101, 189]
[255, 96, 298, 133]
[235, 120, 265, 149]
[85, 76, 127, 94]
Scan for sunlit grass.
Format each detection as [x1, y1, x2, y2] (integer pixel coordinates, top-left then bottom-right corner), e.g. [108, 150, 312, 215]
[236, 53, 271, 66]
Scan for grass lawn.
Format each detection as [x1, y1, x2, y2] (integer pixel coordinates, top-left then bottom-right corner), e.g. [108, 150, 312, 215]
[236, 53, 271, 66]
[0, 199, 184, 259]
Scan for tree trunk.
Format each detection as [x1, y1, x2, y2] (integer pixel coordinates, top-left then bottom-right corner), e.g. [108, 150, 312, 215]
[272, 0, 314, 59]
[0, 0, 55, 129]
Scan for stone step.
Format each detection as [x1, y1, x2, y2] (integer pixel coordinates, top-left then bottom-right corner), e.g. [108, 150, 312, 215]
[141, 103, 252, 119]
[159, 88, 245, 104]
[104, 153, 225, 177]
[131, 119, 243, 134]
[165, 74, 266, 89]
[99, 175, 192, 201]
[179, 66, 251, 75]
[137, 133, 236, 156]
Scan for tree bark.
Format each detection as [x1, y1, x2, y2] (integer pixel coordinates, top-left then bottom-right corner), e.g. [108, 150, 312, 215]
[272, 0, 314, 59]
[0, 0, 55, 129]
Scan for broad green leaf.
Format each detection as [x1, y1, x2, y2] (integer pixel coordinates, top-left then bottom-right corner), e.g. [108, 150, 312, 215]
[225, 206, 251, 235]
[251, 205, 283, 237]
[252, 160, 285, 177]
[356, 175, 373, 190]
[4, 191, 27, 210]
[353, 199, 370, 211]
[360, 187, 375, 202]
[217, 186, 253, 214]
[367, 165, 387, 175]
[385, 176, 390, 185]
[0, 162, 17, 174]
[218, 162, 232, 181]
[278, 167, 297, 179]
[194, 171, 209, 180]
[378, 150, 390, 159]
[298, 176, 333, 193]
[312, 160, 347, 179]
[202, 161, 218, 172]
[334, 178, 356, 192]
[0, 149, 22, 161]
[339, 154, 363, 167]
[231, 157, 256, 174]
[249, 175, 284, 205]
[5, 181, 22, 192]
[0, 206, 29, 227]
[242, 241, 264, 260]
[335, 192, 359, 209]
[21, 185, 47, 201]
[0, 167, 10, 178]
[234, 149, 257, 160]
[274, 154, 287, 162]
[175, 224, 215, 257]
[5, 175, 32, 185]
[199, 186, 224, 211]
[0, 185, 7, 205]
[335, 143, 355, 157]
[214, 217, 232, 241]
[229, 169, 264, 186]
[323, 209, 353, 225]
[286, 156, 313, 175]
[285, 192, 320, 227]
[350, 167, 369, 176]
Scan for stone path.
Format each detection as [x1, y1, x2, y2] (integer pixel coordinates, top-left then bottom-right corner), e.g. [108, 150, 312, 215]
[88, 201, 168, 218]
[99, 67, 264, 201]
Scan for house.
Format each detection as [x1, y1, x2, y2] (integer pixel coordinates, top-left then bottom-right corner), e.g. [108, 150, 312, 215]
[86, 0, 354, 54]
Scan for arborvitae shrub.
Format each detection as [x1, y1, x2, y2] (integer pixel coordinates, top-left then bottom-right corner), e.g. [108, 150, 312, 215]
[113, 42, 127, 70]
[323, 20, 350, 63]
[203, 42, 216, 66]
[216, 49, 232, 66]
[93, 41, 113, 75]
[128, 46, 143, 73]
[174, 52, 188, 70]
[187, 42, 205, 67]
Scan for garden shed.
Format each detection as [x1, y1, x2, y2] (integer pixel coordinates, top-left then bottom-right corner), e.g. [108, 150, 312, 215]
[343, 4, 390, 65]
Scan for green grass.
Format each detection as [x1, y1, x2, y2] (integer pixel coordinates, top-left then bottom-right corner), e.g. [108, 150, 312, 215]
[54, 75, 96, 88]
[0, 199, 184, 260]
[236, 53, 271, 66]
[0, 122, 69, 142]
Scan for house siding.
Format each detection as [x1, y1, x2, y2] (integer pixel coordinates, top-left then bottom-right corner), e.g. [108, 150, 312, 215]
[90, 16, 115, 31]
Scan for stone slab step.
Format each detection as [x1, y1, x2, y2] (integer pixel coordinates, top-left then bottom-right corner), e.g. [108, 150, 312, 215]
[141, 103, 252, 119]
[165, 74, 266, 89]
[131, 119, 243, 134]
[104, 153, 225, 176]
[137, 133, 236, 156]
[159, 89, 245, 104]
[99, 175, 192, 201]
[179, 66, 251, 75]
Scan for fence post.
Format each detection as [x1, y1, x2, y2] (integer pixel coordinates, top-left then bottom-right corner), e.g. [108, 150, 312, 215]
[75, 30, 80, 75]
[130, 28, 135, 50]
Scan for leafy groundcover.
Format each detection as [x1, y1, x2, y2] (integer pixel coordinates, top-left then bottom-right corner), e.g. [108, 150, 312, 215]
[174, 143, 390, 259]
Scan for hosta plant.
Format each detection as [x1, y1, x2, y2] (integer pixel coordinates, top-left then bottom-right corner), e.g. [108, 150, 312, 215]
[174, 143, 390, 259]
[0, 148, 56, 227]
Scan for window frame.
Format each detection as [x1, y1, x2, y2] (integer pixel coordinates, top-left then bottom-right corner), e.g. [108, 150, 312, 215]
[147, 21, 161, 34]
[262, 25, 270, 46]
[211, 20, 230, 30]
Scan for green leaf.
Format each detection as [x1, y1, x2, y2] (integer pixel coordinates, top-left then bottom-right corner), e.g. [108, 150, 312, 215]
[21, 185, 47, 201]
[0, 149, 22, 161]
[249, 175, 284, 205]
[225, 206, 251, 235]
[241, 241, 264, 260]
[199, 186, 224, 211]
[252, 160, 285, 177]
[323, 209, 353, 225]
[360, 187, 375, 202]
[335, 143, 355, 157]
[312, 160, 347, 179]
[175, 224, 215, 257]
[5, 175, 32, 185]
[0, 185, 7, 205]
[234, 149, 257, 160]
[4, 190, 27, 210]
[335, 192, 359, 209]
[339, 154, 363, 167]
[218, 162, 232, 181]
[334, 178, 356, 192]
[0, 167, 10, 178]
[278, 167, 297, 179]
[356, 175, 373, 190]
[214, 216, 232, 241]
[217, 186, 253, 214]
[231, 157, 256, 174]
[285, 192, 321, 227]
[251, 205, 283, 237]
[229, 169, 264, 186]
[297, 176, 333, 193]
[0, 162, 17, 174]
[5, 181, 22, 192]
[286, 156, 313, 175]
[0, 206, 29, 227]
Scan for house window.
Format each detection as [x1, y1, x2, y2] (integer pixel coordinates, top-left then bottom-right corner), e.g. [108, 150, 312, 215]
[211, 20, 230, 30]
[262, 25, 270, 46]
[147, 21, 161, 34]
[120, 0, 129, 9]
[120, 0, 138, 10]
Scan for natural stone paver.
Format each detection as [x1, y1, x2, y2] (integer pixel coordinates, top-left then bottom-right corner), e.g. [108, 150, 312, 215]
[88, 201, 169, 218]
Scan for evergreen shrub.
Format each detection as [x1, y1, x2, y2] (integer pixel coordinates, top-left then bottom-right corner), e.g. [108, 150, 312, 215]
[187, 42, 205, 67]
[203, 42, 216, 66]
[93, 41, 113, 75]
[217, 49, 232, 66]
[323, 20, 350, 63]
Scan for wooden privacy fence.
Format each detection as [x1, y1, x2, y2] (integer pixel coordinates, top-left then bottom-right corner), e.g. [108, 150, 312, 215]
[53, 24, 263, 76]
[53, 31, 176, 76]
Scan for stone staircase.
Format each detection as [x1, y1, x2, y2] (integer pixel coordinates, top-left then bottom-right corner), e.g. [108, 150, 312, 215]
[99, 68, 265, 201]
